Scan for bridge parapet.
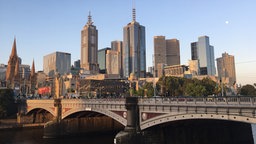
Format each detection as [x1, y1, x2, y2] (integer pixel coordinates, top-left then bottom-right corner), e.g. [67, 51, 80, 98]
[138, 96, 256, 130]
[139, 96, 256, 106]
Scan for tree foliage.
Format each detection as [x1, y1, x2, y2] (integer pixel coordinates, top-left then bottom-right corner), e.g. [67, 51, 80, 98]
[240, 84, 256, 96]
[153, 76, 219, 97]
[0, 88, 17, 118]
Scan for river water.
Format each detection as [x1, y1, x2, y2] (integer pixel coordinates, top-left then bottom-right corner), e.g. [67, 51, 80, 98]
[0, 125, 256, 144]
[0, 128, 116, 144]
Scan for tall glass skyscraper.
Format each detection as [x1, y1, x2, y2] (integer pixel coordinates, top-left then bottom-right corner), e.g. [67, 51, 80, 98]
[123, 8, 146, 78]
[191, 36, 216, 76]
[80, 12, 99, 74]
[98, 47, 111, 74]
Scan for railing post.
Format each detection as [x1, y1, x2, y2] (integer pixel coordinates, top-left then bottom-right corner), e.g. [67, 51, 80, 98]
[250, 97, 254, 106]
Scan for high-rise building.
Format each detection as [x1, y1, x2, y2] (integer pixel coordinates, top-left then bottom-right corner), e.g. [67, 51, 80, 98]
[98, 47, 111, 74]
[154, 36, 180, 77]
[43, 51, 71, 77]
[111, 41, 123, 77]
[80, 12, 99, 74]
[123, 8, 146, 78]
[191, 42, 198, 60]
[74, 60, 80, 69]
[106, 50, 120, 75]
[191, 36, 216, 76]
[216, 52, 236, 86]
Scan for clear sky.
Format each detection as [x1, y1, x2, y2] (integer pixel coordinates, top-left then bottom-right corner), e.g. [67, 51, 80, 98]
[0, 0, 255, 85]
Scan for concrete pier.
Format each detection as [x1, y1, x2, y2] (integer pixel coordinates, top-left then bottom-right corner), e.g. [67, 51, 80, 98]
[114, 97, 142, 144]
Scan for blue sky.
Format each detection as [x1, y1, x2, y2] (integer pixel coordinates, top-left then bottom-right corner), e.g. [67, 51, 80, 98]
[0, 0, 255, 85]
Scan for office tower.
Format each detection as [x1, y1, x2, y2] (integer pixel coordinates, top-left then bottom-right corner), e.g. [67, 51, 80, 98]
[191, 36, 216, 76]
[123, 8, 146, 78]
[154, 36, 180, 77]
[74, 60, 80, 69]
[80, 12, 99, 74]
[191, 42, 198, 60]
[6, 38, 20, 89]
[98, 47, 111, 74]
[106, 50, 120, 75]
[43, 51, 71, 77]
[111, 41, 123, 77]
[216, 52, 236, 86]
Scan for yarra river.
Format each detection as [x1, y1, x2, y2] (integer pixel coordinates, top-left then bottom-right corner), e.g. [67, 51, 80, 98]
[0, 128, 116, 144]
[0, 124, 256, 144]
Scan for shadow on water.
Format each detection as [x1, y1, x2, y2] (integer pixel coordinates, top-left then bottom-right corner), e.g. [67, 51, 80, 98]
[0, 128, 116, 144]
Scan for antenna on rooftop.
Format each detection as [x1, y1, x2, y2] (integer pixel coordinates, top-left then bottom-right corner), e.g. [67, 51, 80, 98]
[132, 0, 136, 22]
[87, 11, 93, 25]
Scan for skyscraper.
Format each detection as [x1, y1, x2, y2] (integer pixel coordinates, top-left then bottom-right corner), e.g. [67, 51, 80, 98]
[106, 49, 120, 75]
[98, 47, 111, 74]
[43, 51, 71, 77]
[191, 36, 216, 76]
[154, 36, 180, 77]
[216, 52, 236, 86]
[111, 41, 123, 77]
[123, 8, 146, 78]
[81, 12, 99, 74]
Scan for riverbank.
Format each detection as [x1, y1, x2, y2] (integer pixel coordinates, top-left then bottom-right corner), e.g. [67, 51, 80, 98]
[0, 119, 44, 130]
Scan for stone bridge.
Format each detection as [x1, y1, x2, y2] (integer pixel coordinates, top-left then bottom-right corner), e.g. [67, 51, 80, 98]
[24, 96, 256, 131]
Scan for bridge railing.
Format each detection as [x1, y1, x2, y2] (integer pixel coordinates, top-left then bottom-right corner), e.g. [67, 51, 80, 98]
[139, 96, 256, 106]
[61, 98, 126, 105]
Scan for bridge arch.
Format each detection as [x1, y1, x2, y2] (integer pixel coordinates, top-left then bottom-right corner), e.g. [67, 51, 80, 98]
[26, 107, 55, 116]
[62, 107, 127, 126]
[140, 113, 256, 130]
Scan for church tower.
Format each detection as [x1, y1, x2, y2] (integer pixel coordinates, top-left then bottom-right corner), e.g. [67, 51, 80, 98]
[29, 59, 37, 95]
[6, 38, 20, 89]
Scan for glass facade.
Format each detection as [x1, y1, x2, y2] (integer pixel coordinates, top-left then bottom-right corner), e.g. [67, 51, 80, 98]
[191, 36, 216, 76]
[123, 22, 146, 78]
[43, 52, 71, 77]
[98, 48, 111, 74]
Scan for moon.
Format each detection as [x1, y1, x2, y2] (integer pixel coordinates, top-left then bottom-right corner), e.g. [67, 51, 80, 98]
[225, 21, 229, 24]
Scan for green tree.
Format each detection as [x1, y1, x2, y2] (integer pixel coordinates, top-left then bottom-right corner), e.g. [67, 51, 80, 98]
[185, 83, 206, 97]
[240, 84, 256, 96]
[201, 78, 218, 96]
[0, 88, 17, 118]
[141, 82, 154, 97]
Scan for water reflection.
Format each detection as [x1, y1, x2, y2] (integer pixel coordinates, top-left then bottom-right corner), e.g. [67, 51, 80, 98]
[0, 128, 115, 144]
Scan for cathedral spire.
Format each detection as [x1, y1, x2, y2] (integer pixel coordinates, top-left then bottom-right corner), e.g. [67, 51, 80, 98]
[14, 59, 20, 80]
[10, 38, 18, 58]
[31, 59, 35, 76]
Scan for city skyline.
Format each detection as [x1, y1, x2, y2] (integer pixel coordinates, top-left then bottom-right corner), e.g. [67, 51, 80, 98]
[0, 0, 256, 85]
